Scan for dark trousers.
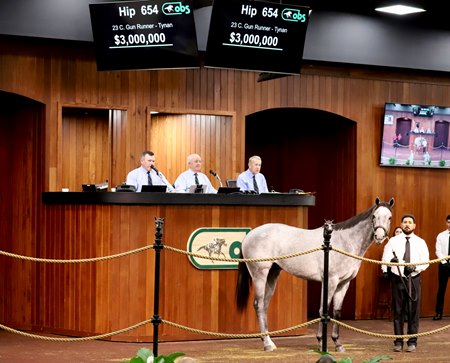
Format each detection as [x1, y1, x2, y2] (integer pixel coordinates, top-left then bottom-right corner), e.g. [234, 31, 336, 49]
[391, 274, 421, 346]
[435, 263, 450, 314]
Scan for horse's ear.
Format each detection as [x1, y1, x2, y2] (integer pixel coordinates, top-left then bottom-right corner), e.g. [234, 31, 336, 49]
[375, 196, 380, 206]
[389, 197, 395, 208]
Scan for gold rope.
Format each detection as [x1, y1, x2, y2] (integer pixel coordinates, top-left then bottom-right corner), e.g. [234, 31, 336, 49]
[3, 317, 450, 342]
[0, 245, 152, 263]
[0, 319, 152, 341]
[331, 318, 450, 339]
[161, 318, 321, 338]
[332, 246, 446, 266]
[164, 244, 322, 262]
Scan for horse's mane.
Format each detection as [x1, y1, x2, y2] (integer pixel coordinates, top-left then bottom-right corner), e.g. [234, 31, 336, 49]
[333, 201, 392, 231]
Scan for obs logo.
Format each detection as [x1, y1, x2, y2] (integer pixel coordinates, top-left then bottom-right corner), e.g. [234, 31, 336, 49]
[281, 8, 307, 22]
[187, 227, 250, 270]
[162, 2, 191, 15]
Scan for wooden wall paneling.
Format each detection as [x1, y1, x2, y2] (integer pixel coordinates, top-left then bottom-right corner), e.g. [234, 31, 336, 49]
[225, 115, 233, 179]
[61, 108, 110, 191]
[172, 112, 181, 181]
[201, 114, 208, 164]
[178, 114, 187, 177]
[206, 115, 214, 177]
[158, 205, 307, 341]
[158, 205, 212, 340]
[84, 205, 98, 333]
[245, 108, 358, 318]
[270, 75, 281, 109]
[0, 107, 9, 324]
[128, 73, 139, 170]
[0, 95, 42, 329]
[114, 206, 133, 338]
[110, 109, 128, 186]
[122, 206, 146, 339]
[95, 205, 114, 334]
[205, 68, 214, 110]
[149, 112, 233, 188]
[185, 69, 194, 109]
[5, 37, 450, 330]
[222, 70, 241, 178]
[193, 114, 200, 154]
[216, 69, 226, 110]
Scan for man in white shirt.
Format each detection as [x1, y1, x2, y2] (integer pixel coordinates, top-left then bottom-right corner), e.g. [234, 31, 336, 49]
[381, 214, 429, 353]
[236, 155, 268, 194]
[173, 153, 217, 193]
[432, 214, 450, 320]
[126, 151, 174, 192]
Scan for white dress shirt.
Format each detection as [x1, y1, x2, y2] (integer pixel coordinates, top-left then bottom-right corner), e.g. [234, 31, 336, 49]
[126, 166, 174, 192]
[173, 170, 217, 193]
[236, 169, 268, 193]
[435, 229, 450, 265]
[381, 232, 429, 277]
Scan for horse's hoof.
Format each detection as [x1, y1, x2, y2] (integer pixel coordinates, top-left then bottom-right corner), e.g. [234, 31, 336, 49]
[264, 344, 277, 352]
[335, 345, 345, 353]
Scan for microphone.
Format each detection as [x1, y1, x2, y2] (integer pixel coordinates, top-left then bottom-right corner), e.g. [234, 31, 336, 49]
[151, 165, 160, 176]
[209, 169, 223, 187]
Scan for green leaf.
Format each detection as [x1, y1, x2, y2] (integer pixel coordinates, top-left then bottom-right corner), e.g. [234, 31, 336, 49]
[363, 355, 392, 363]
[337, 358, 352, 363]
[155, 352, 185, 363]
[128, 358, 145, 363]
[136, 348, 153, 361]
[309, 349, 334, 357]
[164, 352, 185, 360]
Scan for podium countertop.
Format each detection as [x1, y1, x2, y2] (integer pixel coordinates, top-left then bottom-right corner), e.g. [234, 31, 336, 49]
[42, 191, 316, 207]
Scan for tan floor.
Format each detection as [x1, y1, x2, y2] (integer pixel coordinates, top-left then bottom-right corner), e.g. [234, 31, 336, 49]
[1, 318, 449, 362]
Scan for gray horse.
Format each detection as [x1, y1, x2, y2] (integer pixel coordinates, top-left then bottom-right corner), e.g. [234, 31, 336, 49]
[236, 197, 394, 352]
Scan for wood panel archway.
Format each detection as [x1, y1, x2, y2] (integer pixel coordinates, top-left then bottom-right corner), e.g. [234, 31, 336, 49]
[244, 107, 357, 318]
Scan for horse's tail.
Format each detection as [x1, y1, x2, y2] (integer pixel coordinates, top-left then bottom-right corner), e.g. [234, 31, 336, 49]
[236, 253, 251, 312]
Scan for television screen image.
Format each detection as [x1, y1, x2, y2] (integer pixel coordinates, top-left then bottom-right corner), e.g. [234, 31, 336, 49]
[380, 102, 450, 169]
[89, 0, 199, 71]
[205, 0, 310, 74]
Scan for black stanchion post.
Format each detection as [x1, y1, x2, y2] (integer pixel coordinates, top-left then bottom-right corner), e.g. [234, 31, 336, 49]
[321, 220, 333, 353]
[152, 217, 165, 357]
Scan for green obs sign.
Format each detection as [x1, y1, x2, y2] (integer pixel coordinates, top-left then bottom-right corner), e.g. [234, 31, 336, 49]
[187, 227, 251, 269]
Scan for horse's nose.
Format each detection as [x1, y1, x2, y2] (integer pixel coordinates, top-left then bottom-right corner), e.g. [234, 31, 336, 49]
[374, 227, 387, 243]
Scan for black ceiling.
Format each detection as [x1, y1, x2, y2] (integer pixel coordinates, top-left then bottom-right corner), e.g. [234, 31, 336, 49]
[192, 0, 450, 31]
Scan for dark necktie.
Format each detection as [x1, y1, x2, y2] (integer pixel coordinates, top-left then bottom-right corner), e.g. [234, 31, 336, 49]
[404, 236, 410, 263]
[194, 173, 199, 185]
[253, 175, 259, 193]
[447, 233, 450, 260]
[147, 171, 153, 186]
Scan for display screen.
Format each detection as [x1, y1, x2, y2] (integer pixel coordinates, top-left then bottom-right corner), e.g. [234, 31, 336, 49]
[204, 0, 309, 75]
[89, 0, 199, 71]
[380, 102, 450, 169]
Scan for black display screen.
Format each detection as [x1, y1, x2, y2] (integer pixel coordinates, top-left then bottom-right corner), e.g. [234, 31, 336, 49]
[205, 0, 309, 75]
[89, 0, 199, 71]
[380, 102, 450, 169]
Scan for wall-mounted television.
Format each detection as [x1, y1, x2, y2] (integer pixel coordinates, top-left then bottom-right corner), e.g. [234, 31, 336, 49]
[380, 102, 450, 169]
[89, 0, 199, 71]
[204, 0, 310, 75]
